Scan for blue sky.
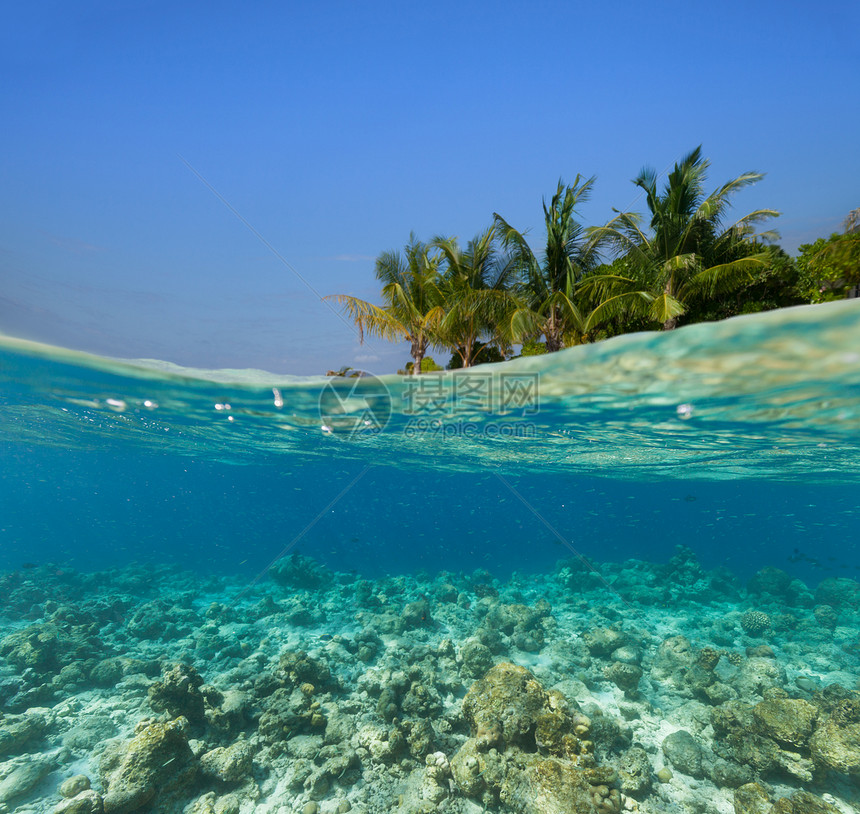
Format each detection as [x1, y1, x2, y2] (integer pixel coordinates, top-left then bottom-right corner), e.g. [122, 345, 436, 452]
[2, 0, 858, 375]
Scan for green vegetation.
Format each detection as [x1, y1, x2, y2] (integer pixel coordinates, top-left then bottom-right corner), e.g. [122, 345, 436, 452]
[446, 343, 506, 369]
[518, 340, 548, 357]
[583, 146, 779, 332]
[399, 356, 444, 375]
[329, 148, 858, 373]
[795, 231, 860, 303]
[324, 365, 363, 377]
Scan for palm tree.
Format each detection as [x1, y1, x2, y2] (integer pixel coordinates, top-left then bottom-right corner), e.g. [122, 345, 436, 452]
[431, 226, 520, 368]
[585, 146, 779, 331]
[494, 176, 598, 351]
[326, 234, 445, 374]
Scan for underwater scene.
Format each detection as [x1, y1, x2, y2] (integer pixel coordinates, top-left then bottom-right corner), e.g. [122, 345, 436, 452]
[1, 300, 859, 814]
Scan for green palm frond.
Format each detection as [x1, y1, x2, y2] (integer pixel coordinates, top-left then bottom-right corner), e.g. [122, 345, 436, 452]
[493, 214, 539, 278]
[587, 213, 651, 267]
[661, 253, 698, 273]
[507, 305, 541, 342]
[325, 294, 408, 343]
[373, 249, 407, 289]
[584, 290, 654, 332]
[580, 272, 641, 302]
[709, 171, 766, 209]
[684, 255, 767, 299]
[648, 292, 686, 324]
[538, 289, 586, 331]
[721, 208, 781, 236]
[418, 304, 447, 336]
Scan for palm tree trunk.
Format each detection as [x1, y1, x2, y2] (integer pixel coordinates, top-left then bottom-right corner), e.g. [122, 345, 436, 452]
[462, 334, 475, 368]
[411, 337, 426, 375]
[412, 350, 424, 374]
[545, 308, 563, 352]
[662, 281, 677, 330]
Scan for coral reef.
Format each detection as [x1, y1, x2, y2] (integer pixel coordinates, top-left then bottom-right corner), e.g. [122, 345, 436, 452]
[451, 662, 606, 812]
[0, 550, 856, 814]
[741, 610, 772, 636]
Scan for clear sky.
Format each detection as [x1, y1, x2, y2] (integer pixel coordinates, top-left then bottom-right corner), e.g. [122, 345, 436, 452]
[2, 0, 858, 375]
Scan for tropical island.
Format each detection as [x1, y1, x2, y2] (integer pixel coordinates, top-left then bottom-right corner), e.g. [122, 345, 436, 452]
[327, 147, 860, 375]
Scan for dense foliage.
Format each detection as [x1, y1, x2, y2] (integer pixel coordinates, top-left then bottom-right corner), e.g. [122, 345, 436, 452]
[794, 232, 860, 303]
[329, 148, 857, 373]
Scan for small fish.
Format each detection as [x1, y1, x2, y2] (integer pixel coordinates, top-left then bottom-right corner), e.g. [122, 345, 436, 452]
[21, 562, 37, 569]
[317, 634, 334, 643]
[788, 548, 822, 568]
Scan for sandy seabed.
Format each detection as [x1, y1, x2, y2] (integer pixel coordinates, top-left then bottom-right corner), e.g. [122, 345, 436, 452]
[0, 547, 858, 814]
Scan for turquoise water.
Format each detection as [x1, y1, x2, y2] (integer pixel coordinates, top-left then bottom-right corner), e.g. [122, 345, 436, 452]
[1, 301, 859, 814]
[3, 301, 860, 581]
